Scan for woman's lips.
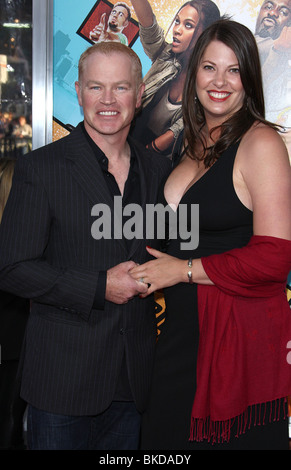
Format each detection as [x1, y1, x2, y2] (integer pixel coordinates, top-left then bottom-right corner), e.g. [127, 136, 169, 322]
[207, 91, 231, 101]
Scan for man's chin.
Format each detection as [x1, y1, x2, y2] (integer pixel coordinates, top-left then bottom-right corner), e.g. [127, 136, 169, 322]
[108, 22, 118, 32]
[257, 26, 276, 39]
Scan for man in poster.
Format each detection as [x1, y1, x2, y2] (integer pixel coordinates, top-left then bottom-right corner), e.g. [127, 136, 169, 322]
[89, 2, 131, 45]
[255, 0, 291, 159]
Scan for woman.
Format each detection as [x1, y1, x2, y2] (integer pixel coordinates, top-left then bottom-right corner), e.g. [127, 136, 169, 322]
[130, 0, 220, 157]
[131, 19, 291, 449]
[0, 158, 29, 449]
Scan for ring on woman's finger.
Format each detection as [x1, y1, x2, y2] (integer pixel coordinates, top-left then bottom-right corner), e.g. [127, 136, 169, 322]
[139, 277, 144, 283]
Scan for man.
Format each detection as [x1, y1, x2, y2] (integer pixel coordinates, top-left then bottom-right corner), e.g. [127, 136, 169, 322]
[0, 42, 171, 450]
[255, 0, 291, 159]
[255, 0, 291, 40]
[89, 2, 131, 45]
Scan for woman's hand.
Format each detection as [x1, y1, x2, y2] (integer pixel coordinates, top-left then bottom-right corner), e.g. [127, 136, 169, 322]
[130, 246, 187, 297]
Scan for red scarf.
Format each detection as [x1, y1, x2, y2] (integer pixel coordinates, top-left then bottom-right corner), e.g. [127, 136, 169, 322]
[191, 235, 291, 443]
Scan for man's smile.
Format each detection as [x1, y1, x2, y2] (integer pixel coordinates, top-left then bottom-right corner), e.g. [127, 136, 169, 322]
[98, 111, 119, 116]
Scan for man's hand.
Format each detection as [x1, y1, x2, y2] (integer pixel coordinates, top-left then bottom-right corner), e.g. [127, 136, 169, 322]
[105, 261, 148, 304]
[89, 13, 107, 43]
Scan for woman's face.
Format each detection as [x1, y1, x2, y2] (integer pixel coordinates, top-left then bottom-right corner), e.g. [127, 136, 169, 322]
[195, 40, 245, 126]
[172, 5, 202, 55]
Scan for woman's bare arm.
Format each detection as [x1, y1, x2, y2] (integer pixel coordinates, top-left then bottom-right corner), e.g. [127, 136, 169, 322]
[238, 124, 291, 239]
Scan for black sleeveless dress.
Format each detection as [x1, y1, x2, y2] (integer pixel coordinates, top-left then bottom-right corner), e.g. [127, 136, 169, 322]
[141, 143, 289, 450]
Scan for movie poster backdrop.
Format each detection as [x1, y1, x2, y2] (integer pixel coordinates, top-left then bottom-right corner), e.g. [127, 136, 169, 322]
[52, 0, 291, 159]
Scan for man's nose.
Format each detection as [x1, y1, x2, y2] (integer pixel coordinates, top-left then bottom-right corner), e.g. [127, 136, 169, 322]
[100, 89, 116, 104]
[268, 6, 279, 17]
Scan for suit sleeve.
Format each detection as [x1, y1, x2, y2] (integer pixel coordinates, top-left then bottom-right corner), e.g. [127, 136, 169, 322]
[0, 156, 98, 321]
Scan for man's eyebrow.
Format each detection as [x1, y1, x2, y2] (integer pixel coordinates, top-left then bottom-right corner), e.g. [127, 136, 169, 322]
[87, 80, 132, 86]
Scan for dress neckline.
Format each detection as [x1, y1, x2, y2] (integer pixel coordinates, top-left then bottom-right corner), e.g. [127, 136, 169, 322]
[166, 142, 241, 208]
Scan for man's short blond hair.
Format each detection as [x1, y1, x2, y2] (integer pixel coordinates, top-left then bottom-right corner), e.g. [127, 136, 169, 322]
[78, 42, 142, 88]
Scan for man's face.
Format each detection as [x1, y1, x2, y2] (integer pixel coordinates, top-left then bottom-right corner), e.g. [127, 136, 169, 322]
[75, 52, 144, 142]
[255, 0, 291, 39]
[108, 5, 129, 32]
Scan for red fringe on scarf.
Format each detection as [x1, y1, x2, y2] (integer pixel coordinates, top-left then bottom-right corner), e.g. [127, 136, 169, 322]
[190, 398, 288, 444]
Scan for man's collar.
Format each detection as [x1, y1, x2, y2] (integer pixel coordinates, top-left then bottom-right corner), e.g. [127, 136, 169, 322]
[80, 121, 137, 169]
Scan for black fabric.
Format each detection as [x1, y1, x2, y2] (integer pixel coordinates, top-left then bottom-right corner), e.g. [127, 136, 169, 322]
[139, 143, 289, 450]
[0, 123, 171, 416]
[81, 125, 143, 402]
[0, 292, 29, 449]
[81, 123, 141, 308]
[0, 291, 29, 360]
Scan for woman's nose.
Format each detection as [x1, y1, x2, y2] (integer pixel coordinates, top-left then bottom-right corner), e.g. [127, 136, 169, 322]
[213, 71, 227, 87]
[174, 24, 182, 35]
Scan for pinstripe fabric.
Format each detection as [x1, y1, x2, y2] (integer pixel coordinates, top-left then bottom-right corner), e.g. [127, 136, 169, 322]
[0, 123, 171, 415]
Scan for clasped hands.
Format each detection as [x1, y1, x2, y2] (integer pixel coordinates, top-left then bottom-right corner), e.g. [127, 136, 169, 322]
[105, 246, 185, 304]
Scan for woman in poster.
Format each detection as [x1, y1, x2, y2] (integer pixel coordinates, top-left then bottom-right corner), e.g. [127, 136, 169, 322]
[130, 0, 220, 157]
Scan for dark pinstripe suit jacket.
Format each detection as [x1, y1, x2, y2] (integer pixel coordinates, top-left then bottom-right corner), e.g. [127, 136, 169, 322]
[0, 123, 171, 415]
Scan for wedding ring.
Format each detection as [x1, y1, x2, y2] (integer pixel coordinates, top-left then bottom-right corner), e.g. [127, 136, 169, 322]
[139, 277, 144, 283]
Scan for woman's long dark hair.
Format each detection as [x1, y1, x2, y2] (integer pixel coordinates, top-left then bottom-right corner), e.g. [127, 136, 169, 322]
[182, 18, 280, 167]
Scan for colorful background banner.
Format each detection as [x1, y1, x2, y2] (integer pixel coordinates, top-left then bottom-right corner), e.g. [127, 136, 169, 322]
[52, 0, 291, 158]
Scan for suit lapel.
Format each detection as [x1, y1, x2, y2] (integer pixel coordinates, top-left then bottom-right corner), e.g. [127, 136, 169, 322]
[65, 125, 113, 207]
[65, 125, 127, 254]
[127, 142, 159, 261]
[64, 127, 162, 260]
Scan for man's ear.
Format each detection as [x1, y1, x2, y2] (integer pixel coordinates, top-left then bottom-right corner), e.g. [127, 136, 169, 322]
[75, 81, 82, 106]
[136, 82, 145, 108]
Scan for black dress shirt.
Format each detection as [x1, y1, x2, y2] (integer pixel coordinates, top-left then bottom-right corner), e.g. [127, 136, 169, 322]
[81, 123, 141, 310]
[81, 124, 141, 401]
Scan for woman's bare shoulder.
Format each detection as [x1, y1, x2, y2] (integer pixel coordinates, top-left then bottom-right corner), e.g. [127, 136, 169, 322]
[237, 122, 289, 169]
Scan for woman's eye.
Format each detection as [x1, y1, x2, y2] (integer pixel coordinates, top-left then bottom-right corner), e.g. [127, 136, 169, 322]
[185, 22, 194, 29]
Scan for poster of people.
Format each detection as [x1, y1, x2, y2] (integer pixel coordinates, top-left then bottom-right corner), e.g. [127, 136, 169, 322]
[52, 0, 291, 161]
